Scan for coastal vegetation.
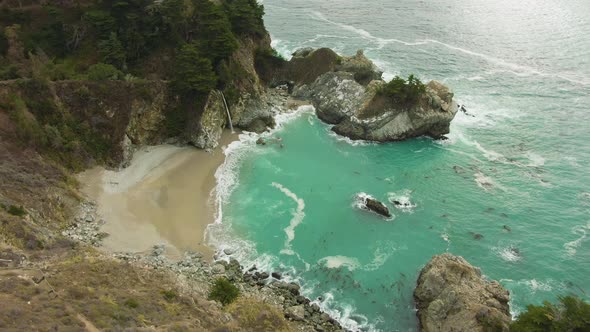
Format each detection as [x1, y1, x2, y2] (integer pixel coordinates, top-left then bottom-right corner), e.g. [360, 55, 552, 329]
[0, 0, 269, 144]
[209, 277, 240, 306]
[378, 74, 427, 106]
[511, 295, 590, 331]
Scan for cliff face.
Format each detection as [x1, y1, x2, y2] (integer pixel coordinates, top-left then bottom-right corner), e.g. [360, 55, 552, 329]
[414, 254, 511, 332]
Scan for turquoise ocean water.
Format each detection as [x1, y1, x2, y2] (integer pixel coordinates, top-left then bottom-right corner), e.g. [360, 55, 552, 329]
[208, 0, 590, 330]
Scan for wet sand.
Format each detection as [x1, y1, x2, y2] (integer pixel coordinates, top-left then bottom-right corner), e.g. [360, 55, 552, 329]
[79, 131, 238, 261]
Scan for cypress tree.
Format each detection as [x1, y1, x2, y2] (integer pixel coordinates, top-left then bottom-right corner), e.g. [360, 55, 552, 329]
[172, 42, 217, 97]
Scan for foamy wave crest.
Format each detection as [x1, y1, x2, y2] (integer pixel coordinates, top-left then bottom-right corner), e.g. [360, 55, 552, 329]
[270, 37, 294, 60]
[363, 246, 394, 271]
[311, 11, 589, 86]
[272, 182, 306, 253]
[493, 245, 522, 262]
[387, 190, 417, 212]
[312, 291, 377, 332]
[318, 256, 361, 271]
[564, 222, 590, 256]
[327, 129, 374, 146]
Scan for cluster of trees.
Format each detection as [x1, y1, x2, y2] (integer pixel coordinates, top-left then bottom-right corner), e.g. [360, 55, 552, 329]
[378, 74, 426, 106]
[1, 0, 266, 87]
[511, 295, 590, 332]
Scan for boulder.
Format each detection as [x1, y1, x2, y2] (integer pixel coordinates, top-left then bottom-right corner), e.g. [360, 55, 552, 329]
[285, 305, 306, 321]
[363, 197, 391, 218]
[335, 50, 383, 85]
[414, 254, 511, 332]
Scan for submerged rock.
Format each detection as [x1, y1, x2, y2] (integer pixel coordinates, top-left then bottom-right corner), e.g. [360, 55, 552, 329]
[362, 197, 392, 218]
[414, 253, 511, 332]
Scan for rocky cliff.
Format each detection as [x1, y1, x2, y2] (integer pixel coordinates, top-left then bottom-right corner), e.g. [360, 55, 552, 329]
[283, 48, 457, 142]
[414, 254, 511, 332]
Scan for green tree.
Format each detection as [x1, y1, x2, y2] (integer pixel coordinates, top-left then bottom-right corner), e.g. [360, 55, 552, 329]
[511, 296, 590, 332]
[225, 0, 265, 35]
[194, 0, 238, 64]
[172, 42, 217, 96]
[378, 74, 426, 106]
[86, 63, 123, 81]
[98, 32, 126, 69]
[83, 10, 116, 39]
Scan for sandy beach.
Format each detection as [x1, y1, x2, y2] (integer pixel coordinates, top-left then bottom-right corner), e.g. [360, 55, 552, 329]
[79, 131, 238, 261]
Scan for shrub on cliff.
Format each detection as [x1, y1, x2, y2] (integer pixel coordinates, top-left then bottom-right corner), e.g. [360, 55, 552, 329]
[511, 295, 590, 332]
[209, 277, 239, 306]
[378, 74, 426, 106]
[87, 63, 123, 81]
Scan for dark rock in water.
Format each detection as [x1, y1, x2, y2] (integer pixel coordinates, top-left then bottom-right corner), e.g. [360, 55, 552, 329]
[364, 197, 392, 218]
[256, 137, 266, 145]
[248, 265, 257, 272]
[271, 272, 282, 280]
[503, 225, 512, 232]
[415, 254, 511, 332]
[469, 232, 484, 240]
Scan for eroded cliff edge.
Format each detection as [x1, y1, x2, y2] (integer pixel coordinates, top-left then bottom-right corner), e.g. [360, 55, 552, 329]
[414, 253, 512, 332]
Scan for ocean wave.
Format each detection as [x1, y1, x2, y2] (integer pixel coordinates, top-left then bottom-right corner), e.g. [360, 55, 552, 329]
[327, 129, 374, 146]
[272, 182, 306, 253]
[563, 222, 590, 256]
[318, 256, 361, 271]
[474, 172, 501, 191]
[310, 11, 589, 86]
[312, 291, 377, 332]
[493, 245, 523, 262]
[387, 190, 417, 213]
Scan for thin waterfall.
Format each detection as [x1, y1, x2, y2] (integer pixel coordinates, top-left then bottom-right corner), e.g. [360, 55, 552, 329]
[219, 90, 234, 133]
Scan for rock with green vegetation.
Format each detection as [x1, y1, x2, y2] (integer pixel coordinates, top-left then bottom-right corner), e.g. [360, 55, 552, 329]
[511, 295, 590, 332]
[414, 253, 511, 332]
[283, 48, 456, 142]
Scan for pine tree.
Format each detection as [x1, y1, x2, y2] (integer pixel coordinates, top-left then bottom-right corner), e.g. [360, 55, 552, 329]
[98, 32, 126, 69]
[193, 0, 238, 64]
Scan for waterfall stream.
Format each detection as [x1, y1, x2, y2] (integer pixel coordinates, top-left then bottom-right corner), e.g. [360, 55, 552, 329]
[219, 90, 234, 133]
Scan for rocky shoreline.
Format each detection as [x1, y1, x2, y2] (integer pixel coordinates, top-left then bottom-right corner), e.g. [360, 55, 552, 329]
[64, 198, 346, 331]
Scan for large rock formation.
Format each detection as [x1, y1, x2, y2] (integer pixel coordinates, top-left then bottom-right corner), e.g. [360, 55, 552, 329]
[288, 48, 457, 142]
[414, 254, 511, 332]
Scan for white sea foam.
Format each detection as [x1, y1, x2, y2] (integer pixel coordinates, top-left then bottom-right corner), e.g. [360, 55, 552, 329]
[327, 128, 374, 146]
[474, 172, 505, 192]
[525, 151, 546, 167]
[387, 190, 417, 213]
[564, 222, 590, 256]
[312, 291, 377, 332]
[494, 245, 522, 262]
[318, 256, 361, 271]
[272, 182, 306, 253]
[363, 246, 394, 271]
